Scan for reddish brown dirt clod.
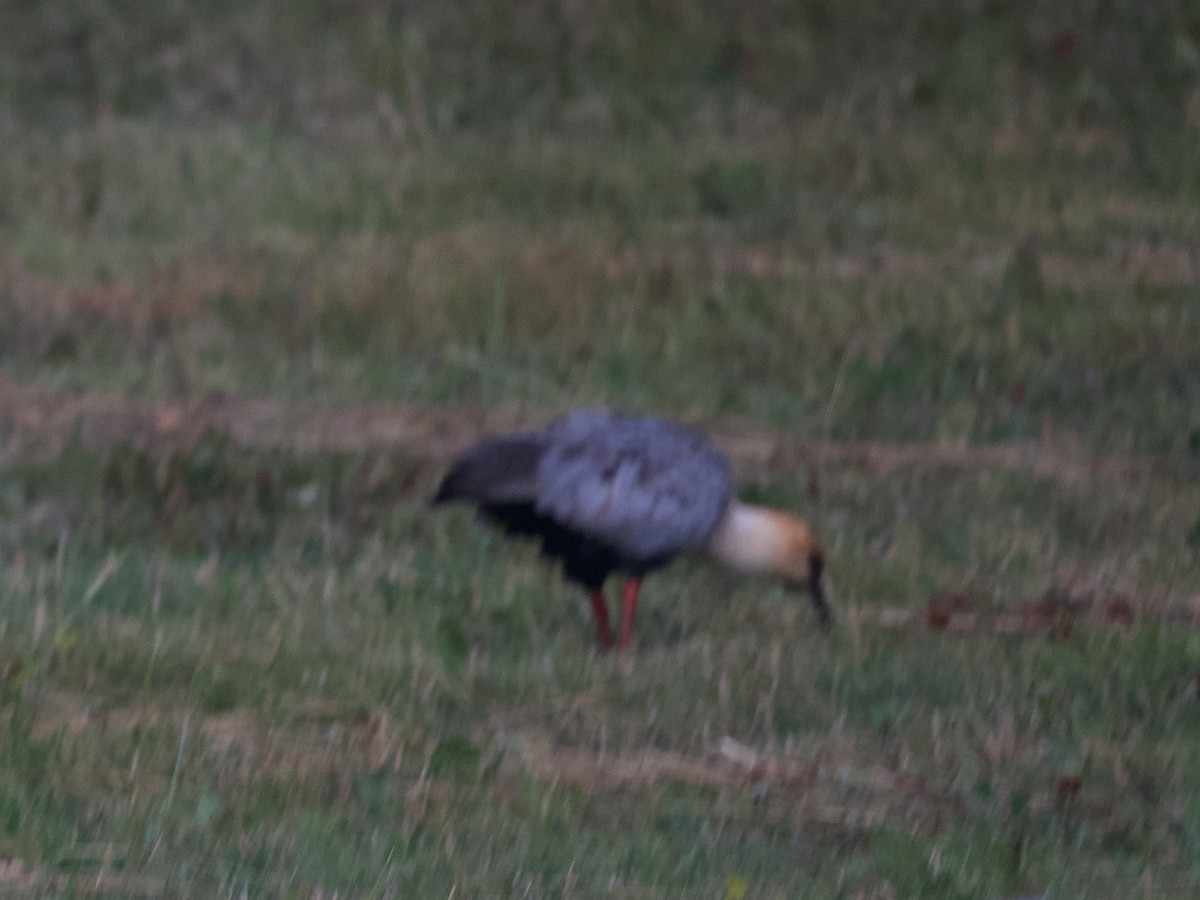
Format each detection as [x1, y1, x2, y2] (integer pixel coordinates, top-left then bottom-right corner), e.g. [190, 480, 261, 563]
[1103, 593, 1135, 625]
[1049, 30, 1079, 62]
[926, 591, 971, 631]
[1019, 590, 1079, 639]
[1056, 774, 1083, 806]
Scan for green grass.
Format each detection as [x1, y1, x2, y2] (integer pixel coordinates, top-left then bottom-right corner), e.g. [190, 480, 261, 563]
[2, 1, 1199, 450]
[1, 437, 1197, 895]
[1, 0, 1200, 895]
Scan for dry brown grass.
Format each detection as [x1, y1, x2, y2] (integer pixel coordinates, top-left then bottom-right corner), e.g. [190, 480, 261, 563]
[2, 374, 1191, 494]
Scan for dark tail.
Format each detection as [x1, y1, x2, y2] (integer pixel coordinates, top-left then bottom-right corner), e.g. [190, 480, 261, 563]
[428, 433, 546, 508]
[429, 466, 464, 506]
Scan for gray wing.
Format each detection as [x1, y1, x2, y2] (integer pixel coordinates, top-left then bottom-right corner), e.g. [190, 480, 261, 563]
[535, 411, 733, 560]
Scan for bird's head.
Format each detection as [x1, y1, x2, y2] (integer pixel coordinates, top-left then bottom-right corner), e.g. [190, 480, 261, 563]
[705, 503, 833, 628]
[770, 513, 832, 629]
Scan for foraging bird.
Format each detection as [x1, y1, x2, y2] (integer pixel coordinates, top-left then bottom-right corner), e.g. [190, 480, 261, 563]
[431, 410, 830, 650]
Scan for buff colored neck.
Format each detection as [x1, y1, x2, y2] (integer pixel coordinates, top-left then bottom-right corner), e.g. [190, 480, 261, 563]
[704, 502, 793, 577]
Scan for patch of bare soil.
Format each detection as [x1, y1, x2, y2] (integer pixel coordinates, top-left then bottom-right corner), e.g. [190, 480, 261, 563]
[27, 690, 1149, 849]
[503, 730, 955, 834]
[600, 236, 1200, 291]
[862, 586, 1200, 636]
[0, 376, 1188, 491]
[0, 859, 165, 897]
[27, 689, 956, 835]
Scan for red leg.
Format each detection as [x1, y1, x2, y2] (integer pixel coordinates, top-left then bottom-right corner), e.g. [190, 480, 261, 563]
[619, 577, 643, 649]
[588, 588, 614, 649]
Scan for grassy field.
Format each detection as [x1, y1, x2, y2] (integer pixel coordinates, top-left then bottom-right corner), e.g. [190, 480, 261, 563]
[1, 0, 1200, 895]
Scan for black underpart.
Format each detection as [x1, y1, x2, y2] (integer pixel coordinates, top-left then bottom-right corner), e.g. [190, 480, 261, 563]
[808, 551, 833, 629]
[480, 502, 672, 590]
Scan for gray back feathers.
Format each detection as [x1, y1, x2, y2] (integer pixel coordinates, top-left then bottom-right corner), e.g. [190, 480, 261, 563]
[437, 410, 733, 561]
[536, 411, 733, 560]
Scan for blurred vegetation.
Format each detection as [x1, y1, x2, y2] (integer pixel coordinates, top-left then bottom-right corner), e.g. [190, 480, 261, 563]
[0, 0, 1197, 449]
[1, 0, 1199, 895]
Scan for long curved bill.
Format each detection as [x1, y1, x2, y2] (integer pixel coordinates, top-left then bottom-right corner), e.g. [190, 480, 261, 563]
[808, 553, 833, 630]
